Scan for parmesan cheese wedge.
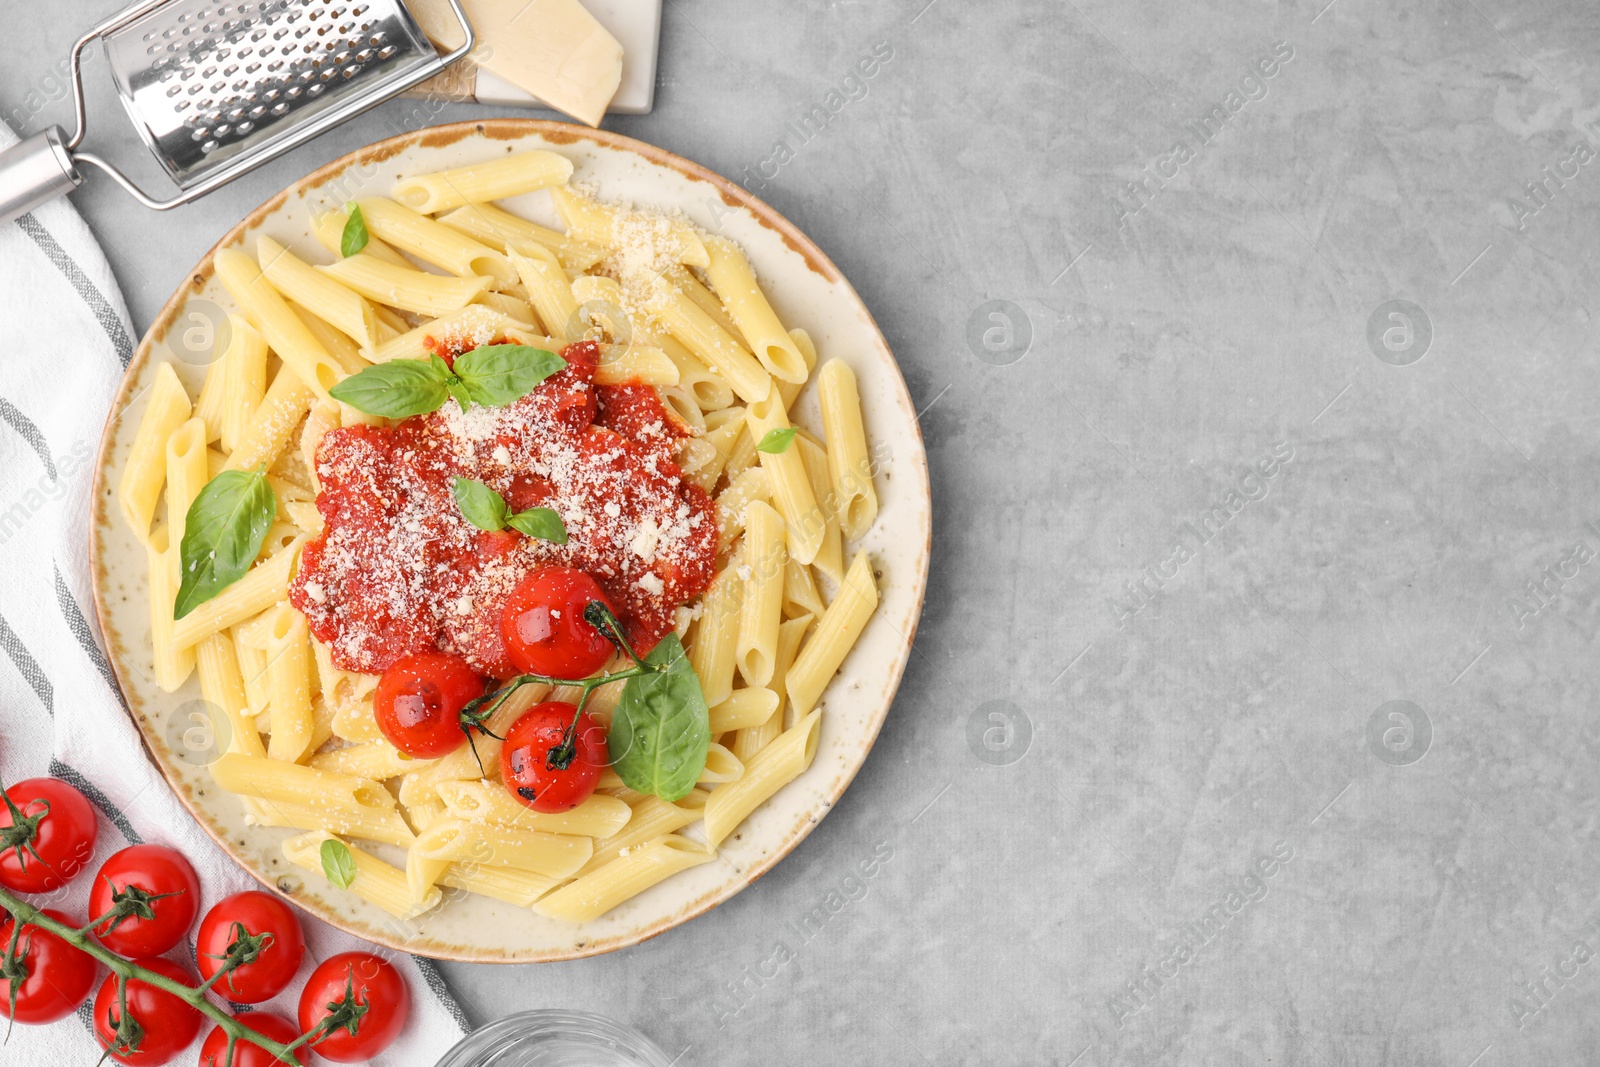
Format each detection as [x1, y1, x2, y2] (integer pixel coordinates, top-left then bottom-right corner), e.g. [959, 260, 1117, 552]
[410, 0, 624, 127]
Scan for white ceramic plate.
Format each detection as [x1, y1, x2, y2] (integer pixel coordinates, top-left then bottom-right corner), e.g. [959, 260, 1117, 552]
[90, 120, 930, 962]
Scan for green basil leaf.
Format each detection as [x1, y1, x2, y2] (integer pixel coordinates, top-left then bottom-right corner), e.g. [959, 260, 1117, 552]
[174, 469, 277, 620]
[455, 345, 567, 408]
[506, 506, 568, 544]
[607, 634, 709, 802]
[756, 427, 797, 454]
[453, 476, 508, 532]
[328, 359, 449, 418]
[445, 377, 474, 414]
[340, 204, 368, 258]
[320, 838, 357, 889]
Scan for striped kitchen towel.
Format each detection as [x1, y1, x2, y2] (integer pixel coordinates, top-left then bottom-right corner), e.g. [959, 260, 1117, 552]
[0, 119, 470, 1063]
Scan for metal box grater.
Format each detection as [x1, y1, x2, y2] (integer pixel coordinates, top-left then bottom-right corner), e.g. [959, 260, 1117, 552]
[0, 0, 473, 225]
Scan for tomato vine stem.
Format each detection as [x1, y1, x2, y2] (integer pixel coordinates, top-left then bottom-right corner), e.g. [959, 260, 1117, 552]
[0, 881, 315, 1066]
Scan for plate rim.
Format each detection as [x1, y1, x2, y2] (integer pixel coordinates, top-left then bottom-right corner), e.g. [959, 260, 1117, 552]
[88, 118, 930, 963]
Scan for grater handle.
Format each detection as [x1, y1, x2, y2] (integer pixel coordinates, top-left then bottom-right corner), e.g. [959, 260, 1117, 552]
[0, 127, 84, 227]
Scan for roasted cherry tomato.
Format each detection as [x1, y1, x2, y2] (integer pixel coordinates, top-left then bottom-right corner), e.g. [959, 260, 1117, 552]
[200, 1011, 308, 1066]
[373, 652, 486, 758]
[93, 956, 202, 1064]
[0, 777, 98, 893]
[0, 908, 97, 1024]
[297, 952, 409, 1063]
[499, 701, 607, 813]
[195, 891, 305, 1004]
[89, 845, 200, 957]
[500, 567, 616, 678]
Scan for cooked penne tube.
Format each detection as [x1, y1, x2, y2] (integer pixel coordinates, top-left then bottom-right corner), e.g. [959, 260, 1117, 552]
[216, 316, 267, 455]
[309, 209, 412, 268]
[223, 364, 315, 473]
[257, 236, 385, 349]
[212, 753, 414, 842]
[164, 417, 208, 548]
[783, 556, 825, 619]
[311, 741, 434, 781]
[434, 780, 631, 837]
[661, 335, 735, 412]
[715, 466, 769, 554]
[534, 835, 713, 923]
[577, 790, 707, 876]
[119, 361, 191, 541]
[355, 198, 516, 286]
[249, 796, 416, 848]
[704, 710, 822, 848]
[473, 289, 538, 326]
[593, 345, 677, 386]
[437, 202, 605, 272]
[698, 742, 744, 784]
[197, 633, 264, 759]
[703, 237, 808, 383]
[438, 863, 559, 907]
[684, 405, 744, 493]
[283, 831, 438, 919]
[194, 356, 226, 445]
[409, 819, 591, 902]
[688, 557, 743, 708]
[745, 392, 822, 565]
[778, 327, 818, 410]
[665, 264, 741, 341]
[709, 688, 779, 734]
[787, 552, 878, 718]
[658, 385, 706, 433]
[817, 358, 879, 541]
[551, 186, 708, 267]
[319, 254, 492, 317]
[214, 248, 344, 404]
[266, 605, 328, 765]
[651, 279, 770, 404]
[146, 526, 194, 691]
[363, 305, 551, 364]
[509, 246, 580, 344]
[170, 536, 304, 651]
[796, 432, 844, 584]
[392, 150, 574, 214]
[736, 500, 786, 687]
[737, 613, 811, 759]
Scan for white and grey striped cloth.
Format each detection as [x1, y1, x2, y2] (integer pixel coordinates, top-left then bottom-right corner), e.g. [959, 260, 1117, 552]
[0, 120, 469, 1063]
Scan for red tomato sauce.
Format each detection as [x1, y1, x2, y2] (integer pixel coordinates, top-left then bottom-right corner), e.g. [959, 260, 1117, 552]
[290, 341, 716, 678]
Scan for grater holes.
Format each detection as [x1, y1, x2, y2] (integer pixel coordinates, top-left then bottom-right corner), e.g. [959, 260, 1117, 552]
[342, 64, 361, 79]
[377, 44, 396, 58]
[354, 47, 373, 61]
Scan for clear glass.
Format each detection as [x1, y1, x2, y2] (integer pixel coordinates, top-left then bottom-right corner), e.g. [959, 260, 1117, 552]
[434, 1010, 674, 1067]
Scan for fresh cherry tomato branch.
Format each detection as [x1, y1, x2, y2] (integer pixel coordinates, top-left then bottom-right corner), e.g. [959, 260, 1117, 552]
[461, 599, 657, 726]
[0, 881, 310, 1065]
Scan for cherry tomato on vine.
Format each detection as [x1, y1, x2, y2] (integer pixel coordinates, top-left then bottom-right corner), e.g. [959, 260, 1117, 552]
[500, 701, 607, 813]
[200, 1011, 308, 1067]
[500, 567, 616, 678]
[0, 777, 98, 893]
[373, 652, 487, 758]
[297, 952, 409, 1063]
[93, 956, 202, 1064]
[0, 908, 97, 1024]
[89, 845, 200, 957]
[195, 891, 305, 1004]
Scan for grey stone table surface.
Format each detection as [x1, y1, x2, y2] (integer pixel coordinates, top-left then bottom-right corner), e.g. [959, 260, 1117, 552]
[8, 0, 1600, 1063]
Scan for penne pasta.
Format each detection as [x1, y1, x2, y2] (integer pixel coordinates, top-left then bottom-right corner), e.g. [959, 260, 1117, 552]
[688, 557, 744, 708]
[651, 278, 770, 404]
[745, 392, 823, 565]
[319, 253, 492, 317]
[283, 831, 437, 919]
[786, 552, 879, 718]
[257, 235, 385, 349]
[437, 202, 605, 272]
[392, 150, 574, 214]
[214, 248, 345, 404]
[703, 237, 808, 383]
[796, 432, 844, 584]
[817, 358, 880, 541]
[704, 710, 822, 848]
[119, 361, 191, 542]
[551, 185, 708, 267]
[355, 198, 516, 286]
[737, 613, 811, 759]
[534, 835, 713, 923]
[736, 500, 786, 687]
[709, 687, 779, 735]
